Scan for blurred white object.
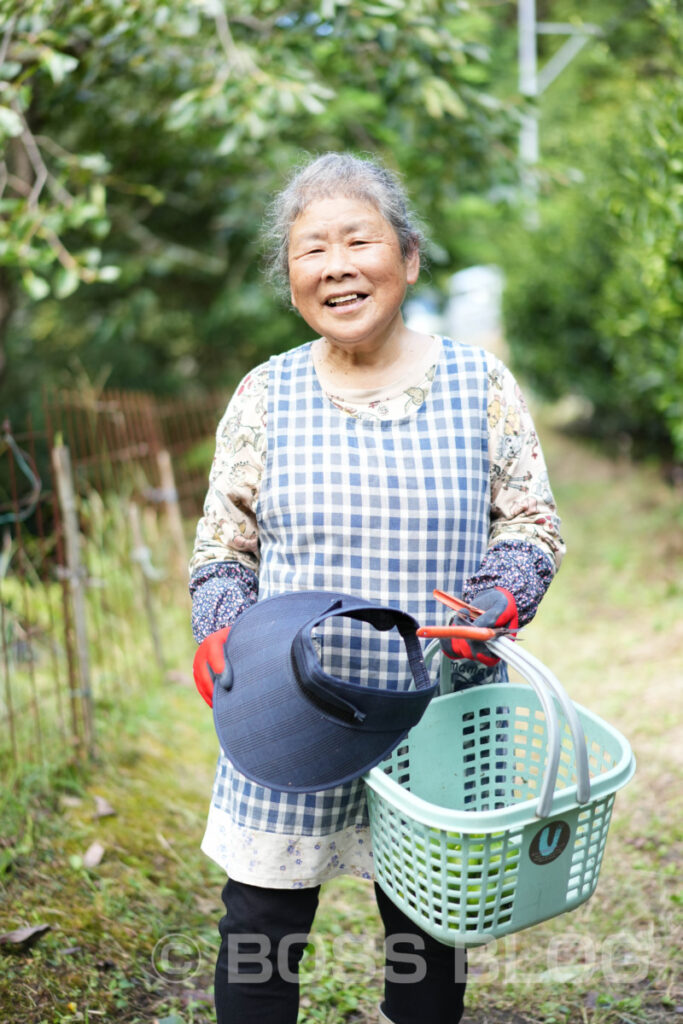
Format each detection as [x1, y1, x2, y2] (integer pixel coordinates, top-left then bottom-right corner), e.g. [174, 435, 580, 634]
[403, 290, 445, 335]
[445, 265, 508, 360]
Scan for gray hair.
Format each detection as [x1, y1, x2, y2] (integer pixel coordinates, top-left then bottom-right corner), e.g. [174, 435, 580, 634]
[263, 152, 427, 297]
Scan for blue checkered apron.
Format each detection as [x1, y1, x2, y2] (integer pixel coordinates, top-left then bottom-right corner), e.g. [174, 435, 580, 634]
[210, 337, 493, 835]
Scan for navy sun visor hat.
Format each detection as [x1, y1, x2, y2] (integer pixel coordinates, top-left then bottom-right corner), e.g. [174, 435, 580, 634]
[212, 590, 438, 792]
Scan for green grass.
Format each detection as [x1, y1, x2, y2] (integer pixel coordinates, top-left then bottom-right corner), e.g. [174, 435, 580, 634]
[460, 422, 682, 1024]
[0, 685, 221, 1023]
[1, 420, 682, 1023]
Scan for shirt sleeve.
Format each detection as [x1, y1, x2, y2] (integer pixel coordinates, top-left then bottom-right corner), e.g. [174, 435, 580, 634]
[189, 560, 259, 642]
[189, 362, 269, 577]
[463, 359, 566, 625]
[188, 363, 268, 642]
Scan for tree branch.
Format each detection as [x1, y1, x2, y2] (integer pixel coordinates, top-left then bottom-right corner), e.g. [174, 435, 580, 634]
[230, 13, 279, 34]
[116, 213, 226, 275]
[11, 104, 51, 207]
[0, 15, 17, 68]
[7, 172, 31, 197]
[10, 105, 75, 208]
[17, 216, 42, 256]
[40, 226, 97, 281]
[20, 134, 47, 208]
[213, 9, 257, 75]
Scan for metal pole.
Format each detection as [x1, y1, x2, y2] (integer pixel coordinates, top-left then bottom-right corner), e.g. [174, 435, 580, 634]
[518, 0, 538, 99]
[518, 2, 603, 219]
[518, 0, 539, 220]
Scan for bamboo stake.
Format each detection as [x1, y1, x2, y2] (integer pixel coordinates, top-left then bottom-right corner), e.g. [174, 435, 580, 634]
[156, 449, 187, 577]
[51, 444, 95, 757]
[128, 502, 165, 673]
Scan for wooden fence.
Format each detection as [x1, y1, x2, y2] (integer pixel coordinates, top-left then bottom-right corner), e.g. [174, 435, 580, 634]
[0, 389, 229, 775]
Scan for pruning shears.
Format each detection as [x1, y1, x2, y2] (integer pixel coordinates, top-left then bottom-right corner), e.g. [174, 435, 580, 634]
[416, 588, 518, 642]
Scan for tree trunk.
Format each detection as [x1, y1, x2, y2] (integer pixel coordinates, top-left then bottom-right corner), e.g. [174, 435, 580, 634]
[0, 138, 32, 388]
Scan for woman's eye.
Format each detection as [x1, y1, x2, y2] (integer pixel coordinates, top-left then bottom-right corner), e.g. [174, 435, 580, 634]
[350, 240, 368, 247]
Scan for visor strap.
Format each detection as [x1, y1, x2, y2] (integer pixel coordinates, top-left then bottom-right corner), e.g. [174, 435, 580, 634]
[290, 644, 366, 724]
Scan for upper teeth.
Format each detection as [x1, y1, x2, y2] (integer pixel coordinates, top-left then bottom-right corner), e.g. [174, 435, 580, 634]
[328, 294, 360, 305]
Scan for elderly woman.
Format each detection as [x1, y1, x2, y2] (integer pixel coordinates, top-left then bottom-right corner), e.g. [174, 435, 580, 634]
[190, 152, 564, 1024]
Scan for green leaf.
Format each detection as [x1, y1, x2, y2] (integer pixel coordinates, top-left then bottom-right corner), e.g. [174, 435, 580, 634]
[42, 49, 79, 85]
[216, 128, 240, 155]
[90, 218, 111, 240]
[90, 183, 107, 209]
[0, 104, 23, 138]
[97, 266, 121, 282]
[191, 0, 223, 15]
[363, 2, 404, 16]
[21, 271, 50, 301]
[78, 153, 111, 174]
[79, 247, 102, 267]
[0, 61, 22, 80]
[53, 267, 80, 299]
[422, 81, 443, 119]
[299, 91, 326, 116]
[422, 78, 466, 120]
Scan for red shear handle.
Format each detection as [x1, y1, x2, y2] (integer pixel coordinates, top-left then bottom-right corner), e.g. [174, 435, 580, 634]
[417, 624, 499, 641]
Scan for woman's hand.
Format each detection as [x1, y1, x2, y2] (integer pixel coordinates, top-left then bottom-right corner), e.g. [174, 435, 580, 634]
[440, 587, 518, 667]
[193, 625, 231, 708]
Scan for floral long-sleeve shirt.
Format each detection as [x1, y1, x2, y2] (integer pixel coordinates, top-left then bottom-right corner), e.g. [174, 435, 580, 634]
[190, 336, 565, 642]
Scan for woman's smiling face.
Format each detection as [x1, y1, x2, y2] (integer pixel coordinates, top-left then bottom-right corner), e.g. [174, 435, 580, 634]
[288, 195, 420, 355]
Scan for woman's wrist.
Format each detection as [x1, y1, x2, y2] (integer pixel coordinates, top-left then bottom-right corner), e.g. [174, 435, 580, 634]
[190, 561, 259, 642]
[462, 540, 554, 627]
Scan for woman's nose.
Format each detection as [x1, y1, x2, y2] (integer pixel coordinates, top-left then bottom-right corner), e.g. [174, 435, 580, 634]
[323, 244, 357, 278]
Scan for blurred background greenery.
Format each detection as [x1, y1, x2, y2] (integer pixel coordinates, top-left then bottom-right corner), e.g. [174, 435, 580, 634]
[1, 0, 681, 461]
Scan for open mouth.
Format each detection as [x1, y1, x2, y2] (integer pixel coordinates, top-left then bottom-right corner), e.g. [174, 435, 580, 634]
[324, 292, 368, 308]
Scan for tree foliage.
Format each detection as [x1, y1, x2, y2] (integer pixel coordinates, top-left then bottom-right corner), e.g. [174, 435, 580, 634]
[0, 0, 513, 416]
[3, 0, 680, 461]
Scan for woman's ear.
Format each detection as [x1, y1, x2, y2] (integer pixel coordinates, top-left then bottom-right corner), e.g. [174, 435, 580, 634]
[406, 246, 420, 286]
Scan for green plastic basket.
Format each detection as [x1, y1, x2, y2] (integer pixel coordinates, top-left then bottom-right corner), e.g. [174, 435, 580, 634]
[364, 638, 635, 947]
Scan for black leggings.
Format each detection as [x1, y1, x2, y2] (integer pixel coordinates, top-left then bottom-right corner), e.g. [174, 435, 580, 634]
[215, 878, 466, 1024]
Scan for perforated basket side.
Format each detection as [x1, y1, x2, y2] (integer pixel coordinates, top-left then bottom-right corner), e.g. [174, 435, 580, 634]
[366, 683, 635, 945]
[366, 784, 526, 945]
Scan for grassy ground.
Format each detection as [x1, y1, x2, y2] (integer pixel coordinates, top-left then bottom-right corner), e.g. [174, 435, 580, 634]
[1, 422, 681, 1024]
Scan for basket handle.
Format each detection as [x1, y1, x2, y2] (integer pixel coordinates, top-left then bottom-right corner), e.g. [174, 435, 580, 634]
[487, 637, 591, 813]
[489, 637, 591, 808]
[424, 637, 591, 818]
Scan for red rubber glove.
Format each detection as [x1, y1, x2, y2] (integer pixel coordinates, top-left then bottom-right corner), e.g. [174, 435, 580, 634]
[193, 625, 231, 708]
[440, 587, 518, 668]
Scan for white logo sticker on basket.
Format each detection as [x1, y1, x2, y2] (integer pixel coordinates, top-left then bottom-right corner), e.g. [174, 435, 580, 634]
[529, 820, 571, 865]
